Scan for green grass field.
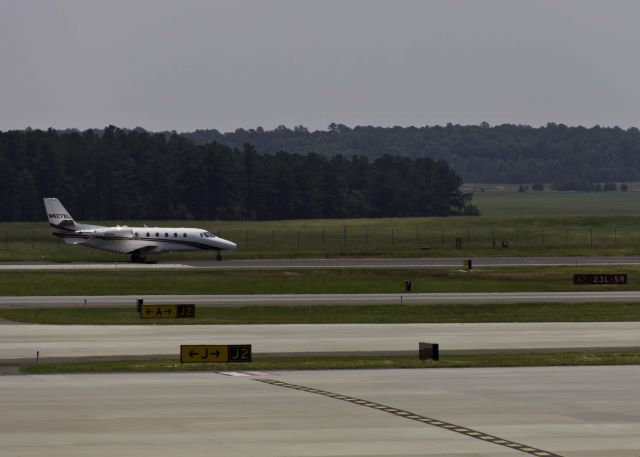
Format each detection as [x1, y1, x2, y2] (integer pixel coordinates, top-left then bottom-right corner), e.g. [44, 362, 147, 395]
[3, 301, 640, 325]
[472, 188, 640, 217]
[0, 265, 637, 296]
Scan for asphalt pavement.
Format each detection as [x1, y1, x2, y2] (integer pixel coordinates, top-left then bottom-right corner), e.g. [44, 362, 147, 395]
[3, 255, 640, 270]
[1, 366, 638, 456]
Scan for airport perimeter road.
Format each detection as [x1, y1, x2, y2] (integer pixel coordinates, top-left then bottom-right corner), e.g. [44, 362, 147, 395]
[1, 366, 638, 456]
[4, 291, 640, 308]
[3, 255, 640, 270]
[2, 322, 640, 360]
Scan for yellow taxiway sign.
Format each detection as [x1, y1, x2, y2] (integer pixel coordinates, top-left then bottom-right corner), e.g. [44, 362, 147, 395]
[180, 345, 252, 363]
[140, 304, 195, 319]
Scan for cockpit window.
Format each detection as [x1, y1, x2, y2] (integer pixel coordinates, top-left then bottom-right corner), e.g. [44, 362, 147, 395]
[202, 231, 216, 238]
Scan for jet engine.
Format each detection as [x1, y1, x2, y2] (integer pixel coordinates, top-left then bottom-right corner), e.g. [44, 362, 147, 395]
[78, 226, 134, 238]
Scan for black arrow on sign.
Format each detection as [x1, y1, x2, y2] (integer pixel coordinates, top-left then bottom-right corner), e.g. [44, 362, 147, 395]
[188, 349, 220, 359]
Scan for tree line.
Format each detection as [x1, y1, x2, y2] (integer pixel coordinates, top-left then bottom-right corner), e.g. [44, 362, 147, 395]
[182, 123, 640, 188]
[0, 126, 476, 222]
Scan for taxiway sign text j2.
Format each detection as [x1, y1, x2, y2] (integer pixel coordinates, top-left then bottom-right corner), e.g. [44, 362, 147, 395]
[180, 345, 252, 363]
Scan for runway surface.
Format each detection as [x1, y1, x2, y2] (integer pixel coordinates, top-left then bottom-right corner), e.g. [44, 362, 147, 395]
[3, 322, 640, 360]
[2, 255, 640, 270]
[2, 257, 638, 455]
[3, 291, 640, 308]
[1, 366, 638, 456]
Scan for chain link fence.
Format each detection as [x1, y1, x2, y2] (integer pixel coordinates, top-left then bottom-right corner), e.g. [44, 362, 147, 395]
[213, 225, 640, 252]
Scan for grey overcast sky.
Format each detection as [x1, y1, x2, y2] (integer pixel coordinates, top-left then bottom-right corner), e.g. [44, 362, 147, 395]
[2, 0, 640, 132]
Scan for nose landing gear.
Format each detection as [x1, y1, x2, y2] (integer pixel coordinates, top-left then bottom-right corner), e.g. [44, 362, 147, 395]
[216, 250, 223, 261]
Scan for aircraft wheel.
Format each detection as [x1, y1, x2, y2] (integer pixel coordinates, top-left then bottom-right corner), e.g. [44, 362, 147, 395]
[216, 253, 223, 261]
[131, 252, 147, 263]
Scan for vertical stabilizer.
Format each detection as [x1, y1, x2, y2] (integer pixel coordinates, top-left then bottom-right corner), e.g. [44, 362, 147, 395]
[43, 198, 76, 229]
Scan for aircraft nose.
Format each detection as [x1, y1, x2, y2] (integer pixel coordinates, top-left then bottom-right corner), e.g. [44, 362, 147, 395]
[220, 238, 237, 251]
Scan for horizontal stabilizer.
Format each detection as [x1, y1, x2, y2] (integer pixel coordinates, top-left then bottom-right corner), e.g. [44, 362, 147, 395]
[56, 219, 76, 228]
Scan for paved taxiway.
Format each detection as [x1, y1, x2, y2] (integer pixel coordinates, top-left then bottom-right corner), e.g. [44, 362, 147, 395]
[2, 322, 640, 360]
[4, 291, 640, 308]
[3, 255, 640, 270]
[1, 366, 638, 456]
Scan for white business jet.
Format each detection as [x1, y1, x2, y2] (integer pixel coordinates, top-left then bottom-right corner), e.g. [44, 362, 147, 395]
[44, 198, 237, 262]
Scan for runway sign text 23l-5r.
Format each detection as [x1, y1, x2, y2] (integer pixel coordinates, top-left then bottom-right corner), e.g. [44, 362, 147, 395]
[573, 274, 628, 285]
[180, 345, 252, 363]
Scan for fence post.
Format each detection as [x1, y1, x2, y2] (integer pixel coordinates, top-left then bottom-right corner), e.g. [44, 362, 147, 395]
[272, 230, 275, 249]
[365, 227, 368, 244]
[297, 230, 300, 248]
[344, 225, 347, 246]
[245, 229, 249, 247]
[416, 225, 420, 247]
[322, 228, 325, 246]
[391, 228, 395, 246]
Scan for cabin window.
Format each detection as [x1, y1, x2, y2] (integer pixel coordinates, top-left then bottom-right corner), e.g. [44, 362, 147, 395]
[146, 232, 150, 237]
[155, 232, 159, 237]
[174, 233, 177, 238]
[183, 233, 187, 237]
[135, 232, 139, 237]
[165, 233, 168, 237]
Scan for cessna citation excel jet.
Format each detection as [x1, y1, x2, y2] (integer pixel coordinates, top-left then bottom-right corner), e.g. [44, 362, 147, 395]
[44, 198, 237, 262]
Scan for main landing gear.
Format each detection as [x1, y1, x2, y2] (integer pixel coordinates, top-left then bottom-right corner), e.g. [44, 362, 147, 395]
[131, 251, 147, 263]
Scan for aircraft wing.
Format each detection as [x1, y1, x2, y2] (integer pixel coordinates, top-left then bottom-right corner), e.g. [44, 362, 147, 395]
[83, 239, 161, 255]
[123, 243, 160, 255]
